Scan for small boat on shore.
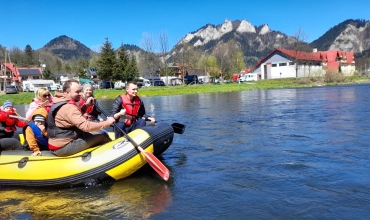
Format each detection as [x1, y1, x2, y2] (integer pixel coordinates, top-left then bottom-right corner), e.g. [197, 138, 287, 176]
[0, 122, 184, 187]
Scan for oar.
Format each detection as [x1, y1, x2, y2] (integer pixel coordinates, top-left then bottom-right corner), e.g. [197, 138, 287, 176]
[121, 112, 186, 134]
[9, 114, 30, 122]
[95, 105, 170, 181]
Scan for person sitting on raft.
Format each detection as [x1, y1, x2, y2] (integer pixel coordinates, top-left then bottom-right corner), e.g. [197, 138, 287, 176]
[23, 108, 49, 156]
[79, 83, 103, 122]
[109, 81, 155, 139]
[47, 79, 122, 157]
[26, 87, 53, 120]
[0, 100, 27, 140]
[0, 100, 25, 151]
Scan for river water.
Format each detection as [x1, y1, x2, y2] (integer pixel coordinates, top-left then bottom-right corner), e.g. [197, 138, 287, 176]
[1, 84, 370, 219]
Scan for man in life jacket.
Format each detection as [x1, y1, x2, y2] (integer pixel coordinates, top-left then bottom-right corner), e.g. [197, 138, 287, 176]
[110, 81, 155, 139]
[23, 108, 49, 156]
[47, 79, 116, 157]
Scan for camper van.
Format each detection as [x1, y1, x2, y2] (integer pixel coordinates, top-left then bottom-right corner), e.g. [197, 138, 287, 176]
[137, 77, 151, 88]
[22, 80, 58, 92]
[237, 74, 258, 82]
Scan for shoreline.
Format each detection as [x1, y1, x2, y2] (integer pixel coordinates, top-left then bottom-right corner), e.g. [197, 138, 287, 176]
[2, 77, 370, 105]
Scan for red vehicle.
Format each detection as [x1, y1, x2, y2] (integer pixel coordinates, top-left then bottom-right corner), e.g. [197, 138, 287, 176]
[231, 74, 239, 82]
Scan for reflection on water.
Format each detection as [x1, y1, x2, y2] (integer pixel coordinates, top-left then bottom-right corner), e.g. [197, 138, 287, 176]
[4, 84, 370, 219]
[0, 170, 172, 219]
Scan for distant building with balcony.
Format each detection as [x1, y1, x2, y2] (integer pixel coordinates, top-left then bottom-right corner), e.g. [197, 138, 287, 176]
[0, 62, 21, 90]
[167, 62, 188, 78]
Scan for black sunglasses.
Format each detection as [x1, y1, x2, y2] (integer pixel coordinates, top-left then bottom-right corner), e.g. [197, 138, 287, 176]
[43, 94, 50, 97]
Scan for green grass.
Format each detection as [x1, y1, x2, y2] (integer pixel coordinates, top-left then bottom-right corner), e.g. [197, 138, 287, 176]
[1, 77, 370, 105]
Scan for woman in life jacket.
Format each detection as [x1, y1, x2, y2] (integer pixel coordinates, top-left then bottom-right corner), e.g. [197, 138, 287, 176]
[0, 100, 26, 151]
[23, 108, 49, 156]
[80, 83, 103, 122]
[26, 87, 53, 120]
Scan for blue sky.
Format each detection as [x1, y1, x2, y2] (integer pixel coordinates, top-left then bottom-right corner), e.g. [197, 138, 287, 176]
[2, 0, 369, 52]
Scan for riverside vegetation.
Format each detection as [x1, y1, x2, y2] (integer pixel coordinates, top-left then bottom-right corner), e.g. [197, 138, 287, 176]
[2, 76, 370, 105]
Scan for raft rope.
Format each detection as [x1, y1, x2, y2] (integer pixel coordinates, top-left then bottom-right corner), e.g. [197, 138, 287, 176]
[0, 125, 173, 166]
[0, 145, 102, 166]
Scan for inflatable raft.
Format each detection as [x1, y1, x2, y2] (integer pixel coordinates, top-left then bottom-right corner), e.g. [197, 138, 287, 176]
[0, 122, 184, 187]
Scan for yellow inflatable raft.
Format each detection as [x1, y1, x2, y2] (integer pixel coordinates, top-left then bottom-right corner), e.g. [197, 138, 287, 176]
[0, 122, 179, 187]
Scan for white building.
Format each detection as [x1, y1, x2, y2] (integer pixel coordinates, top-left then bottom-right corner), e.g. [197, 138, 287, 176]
[250, 48, 356, 79]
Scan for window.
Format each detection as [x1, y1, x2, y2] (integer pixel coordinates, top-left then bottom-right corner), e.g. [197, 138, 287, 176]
[289, 62, 295, 65]
[279, 63, 287, 66]
[272, 64, 277, 67]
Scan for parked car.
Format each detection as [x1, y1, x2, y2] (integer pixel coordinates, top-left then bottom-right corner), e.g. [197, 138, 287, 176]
[5, 85, 18, 94]
[184, 75, 199, 85]
[114, 81, 126, 89]
[100, 81, 114, 89]
[153, 80, 165, 86]
[88, 82, 99, 89]
[137, 78, 151, 88]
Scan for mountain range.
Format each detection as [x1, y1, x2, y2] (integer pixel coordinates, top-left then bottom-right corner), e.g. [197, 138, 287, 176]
[39, 18, 370, 66]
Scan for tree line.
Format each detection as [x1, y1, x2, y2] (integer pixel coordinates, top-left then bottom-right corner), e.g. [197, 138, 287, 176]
[1, 33, 249, 82]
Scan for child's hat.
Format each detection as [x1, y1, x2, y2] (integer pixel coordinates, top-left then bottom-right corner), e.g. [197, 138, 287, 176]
[3, 100, 13, 109]
[33, 114, 45, 122]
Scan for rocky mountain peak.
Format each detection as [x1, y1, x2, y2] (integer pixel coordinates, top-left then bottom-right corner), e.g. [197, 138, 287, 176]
[259, 24, 271, 35]
[236, 20, 256, 33]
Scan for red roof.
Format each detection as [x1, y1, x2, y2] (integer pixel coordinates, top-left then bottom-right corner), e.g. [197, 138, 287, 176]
[327, 62, 340, 71]
[3, 63, 21, 83]
[251, 48, 355, 73]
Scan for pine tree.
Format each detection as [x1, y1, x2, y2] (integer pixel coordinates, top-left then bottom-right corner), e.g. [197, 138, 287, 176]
[25, 45, 34, 66]
[96, 38, 116, 81]
[113, 44, 129, 81]
[42, 68, 54, 80]
[127, 55, 140, 81]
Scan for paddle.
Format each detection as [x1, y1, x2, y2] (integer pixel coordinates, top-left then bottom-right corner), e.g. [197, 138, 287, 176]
[9, 114, 30, 122]
[118, 112, 186, 135]
[95, 105, 170, 181]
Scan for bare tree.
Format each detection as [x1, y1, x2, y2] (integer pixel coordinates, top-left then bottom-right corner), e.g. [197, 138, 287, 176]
[158, 30, 169, 85]
[141, 32, 158, 85]
[213, 43, 229, 81]
[286, 28, 311, 78]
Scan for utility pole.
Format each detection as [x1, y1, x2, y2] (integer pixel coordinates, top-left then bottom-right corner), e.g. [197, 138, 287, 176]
[3, 48, 7, 91]
[182, 48, 184, 84]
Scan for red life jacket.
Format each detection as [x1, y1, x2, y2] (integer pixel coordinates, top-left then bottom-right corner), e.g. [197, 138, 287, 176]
[0, 108, 27, 132]
[120, 94, 141, 126]
[79, 98, 95, 121]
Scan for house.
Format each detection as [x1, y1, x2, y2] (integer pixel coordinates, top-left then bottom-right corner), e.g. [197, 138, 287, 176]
[85, 67, 98, 79]
[17, 67, 43, 80]
[167, 62, 188, 78]
[0, 63, 21, 89]
[250, 48, 355, 79]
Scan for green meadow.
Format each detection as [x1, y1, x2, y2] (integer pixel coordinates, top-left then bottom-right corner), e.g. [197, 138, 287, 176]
[1, 77, 370, 105]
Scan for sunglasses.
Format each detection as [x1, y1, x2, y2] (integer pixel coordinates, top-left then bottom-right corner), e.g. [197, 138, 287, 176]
[43, 94, 50, 97]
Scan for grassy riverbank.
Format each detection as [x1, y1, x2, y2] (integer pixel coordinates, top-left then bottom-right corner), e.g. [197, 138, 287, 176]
[2, 77, 370, 105]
